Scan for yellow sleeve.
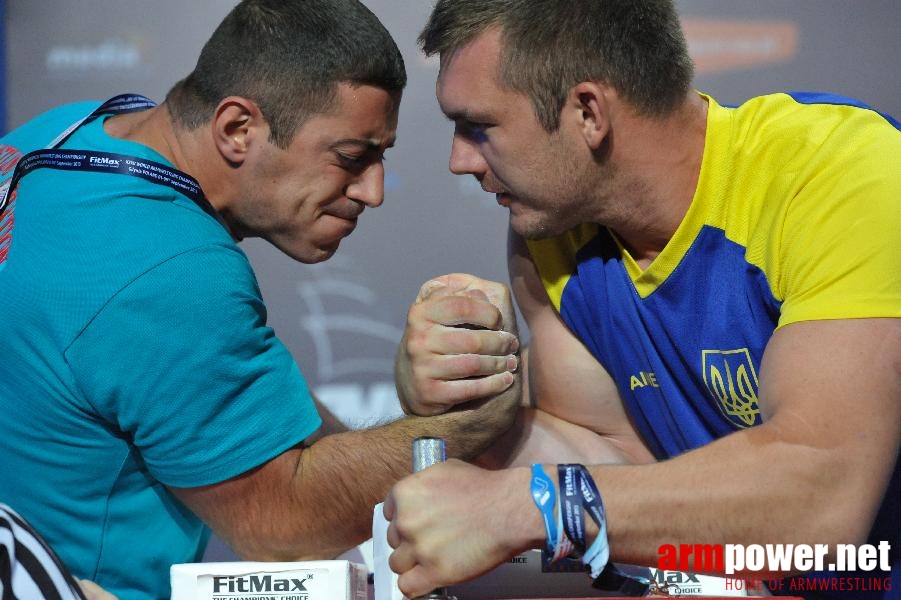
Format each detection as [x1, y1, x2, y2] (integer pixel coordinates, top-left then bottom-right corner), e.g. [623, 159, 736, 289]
[776, 113, 901, 327]
[525, 223, 599, 312]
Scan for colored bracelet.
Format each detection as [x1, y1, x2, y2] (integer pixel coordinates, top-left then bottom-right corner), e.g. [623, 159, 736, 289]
[530, 464, 573, 562]
[557, 464, 587, 555]
[547, 464, 650, 595]
[556, 464, 613, 578]
[574, 465, 610, 578]
[529, 464, 559, 555]
[552, 500, 575, 562]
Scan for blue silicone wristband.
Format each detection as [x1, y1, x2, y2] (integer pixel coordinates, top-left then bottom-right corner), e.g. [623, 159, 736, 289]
[530, 464, 558, 554]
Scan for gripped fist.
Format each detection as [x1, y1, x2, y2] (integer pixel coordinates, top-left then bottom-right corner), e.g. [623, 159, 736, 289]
[383, 460, 534, 598]
[395, 273, 521, 416]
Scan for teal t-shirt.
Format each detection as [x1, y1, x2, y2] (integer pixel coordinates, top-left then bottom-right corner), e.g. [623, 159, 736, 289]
[0, 101, 321, 599]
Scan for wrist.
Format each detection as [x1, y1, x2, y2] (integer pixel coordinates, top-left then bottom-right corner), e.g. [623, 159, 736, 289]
[505, 466, 548, 553]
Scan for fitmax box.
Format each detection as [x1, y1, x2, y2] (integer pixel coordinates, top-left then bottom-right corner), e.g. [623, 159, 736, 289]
[170, 560, 368, 600]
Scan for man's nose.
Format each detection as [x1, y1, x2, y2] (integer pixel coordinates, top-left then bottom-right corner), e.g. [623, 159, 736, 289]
[347, 161, 385, 208]
[448, 134, 487, 177]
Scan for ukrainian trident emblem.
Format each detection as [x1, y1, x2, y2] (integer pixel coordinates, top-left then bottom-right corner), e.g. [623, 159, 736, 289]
[702, 348, 761, 428]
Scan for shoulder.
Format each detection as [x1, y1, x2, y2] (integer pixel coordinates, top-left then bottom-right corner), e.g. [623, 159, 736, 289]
[721, 91, 900, 159]
[702, 91, 900, 258]
[1, 101, 103, 149]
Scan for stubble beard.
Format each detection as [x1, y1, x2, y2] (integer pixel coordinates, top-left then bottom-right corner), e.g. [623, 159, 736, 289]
[512, 166, 607, 241]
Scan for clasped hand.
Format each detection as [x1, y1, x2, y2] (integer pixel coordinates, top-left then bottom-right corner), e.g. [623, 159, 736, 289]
[395, 273, 521, 417]
[383, 461, 534, 598]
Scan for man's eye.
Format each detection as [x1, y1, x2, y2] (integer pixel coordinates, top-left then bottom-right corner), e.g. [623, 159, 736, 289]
[337, 150, 388, 171]
[337, 153, 367, 169]
[459, 121, 489, 143]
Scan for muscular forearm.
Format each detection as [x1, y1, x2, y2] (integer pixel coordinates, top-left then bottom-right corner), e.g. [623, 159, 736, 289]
[386, 314, 901, 595]
[476, 407, 642, 469]
[599, 320, 901, 575]
[222, 395, 521, 561]
[594, 422, 895, 575]
[485, 423, 892, 579]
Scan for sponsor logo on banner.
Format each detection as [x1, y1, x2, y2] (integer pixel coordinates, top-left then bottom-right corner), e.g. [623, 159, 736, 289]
[648, 569, 708, 596]
[683, 18, 799, 74]
[46, 37, 146, 77]
[701, 348, 761, 428]
[417, 19, 800, 76]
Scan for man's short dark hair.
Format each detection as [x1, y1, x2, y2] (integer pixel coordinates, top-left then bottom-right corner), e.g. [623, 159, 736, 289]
[166, 0, 406, 147]
[419, 0, 693, 132]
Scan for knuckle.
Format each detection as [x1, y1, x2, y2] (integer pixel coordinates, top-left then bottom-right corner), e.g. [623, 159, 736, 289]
[411, 330, 442, 358]
[405, 334, 426, 356]
[442, 295, 472, 315]
[418, 377, 440, 398]
[458, 353, 483, 373]
[451, 329, 482, 354]
[406, 302, 425, 323]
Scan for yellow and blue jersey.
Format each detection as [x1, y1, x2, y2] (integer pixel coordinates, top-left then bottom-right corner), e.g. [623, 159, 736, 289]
[527, 91, 901, 594]
[527, 91, 901, 459]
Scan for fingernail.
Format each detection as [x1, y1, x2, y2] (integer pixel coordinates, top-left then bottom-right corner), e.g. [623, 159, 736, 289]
[418, 280, 445, 300]
[506, 355, 519, 372]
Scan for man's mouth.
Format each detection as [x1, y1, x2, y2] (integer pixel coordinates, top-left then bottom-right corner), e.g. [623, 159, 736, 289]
[326, 205, 364, 222]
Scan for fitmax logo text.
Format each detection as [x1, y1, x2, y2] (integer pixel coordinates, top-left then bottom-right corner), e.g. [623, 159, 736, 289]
[212, 575, 308, 593]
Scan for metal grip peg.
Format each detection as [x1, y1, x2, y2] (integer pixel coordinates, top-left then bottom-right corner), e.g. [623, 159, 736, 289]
[409, 437, 457, 600]
[412, 436, 446, 473]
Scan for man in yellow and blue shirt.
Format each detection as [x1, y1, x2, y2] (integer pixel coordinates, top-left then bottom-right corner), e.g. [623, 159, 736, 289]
[387, 2, 901, 599]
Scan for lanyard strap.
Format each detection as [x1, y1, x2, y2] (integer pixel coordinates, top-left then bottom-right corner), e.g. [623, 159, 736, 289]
[0, 94, 213, 219]
[8, 150, 203, 205]
[44, 94, 157, 149]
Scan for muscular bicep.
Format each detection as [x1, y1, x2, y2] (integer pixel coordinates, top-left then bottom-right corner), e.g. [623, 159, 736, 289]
[755, 317, 901, 541]
[508, 230, 655, 464]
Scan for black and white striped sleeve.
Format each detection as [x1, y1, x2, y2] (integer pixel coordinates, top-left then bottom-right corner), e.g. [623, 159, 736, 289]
[0, 503, 87, 600]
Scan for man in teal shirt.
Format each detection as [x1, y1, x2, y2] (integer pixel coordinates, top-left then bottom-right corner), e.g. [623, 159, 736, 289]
[0, 1, 522, 598]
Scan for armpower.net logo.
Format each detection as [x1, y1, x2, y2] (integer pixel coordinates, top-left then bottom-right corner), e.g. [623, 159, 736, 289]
[659, 542, 893, 594]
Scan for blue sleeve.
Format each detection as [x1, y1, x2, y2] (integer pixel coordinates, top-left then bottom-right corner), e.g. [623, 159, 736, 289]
[64, 244, 321, 488]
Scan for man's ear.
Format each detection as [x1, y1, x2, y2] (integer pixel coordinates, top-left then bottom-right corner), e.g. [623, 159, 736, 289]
[211, 96, 266, 165]
[569, 81, 611, 151]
